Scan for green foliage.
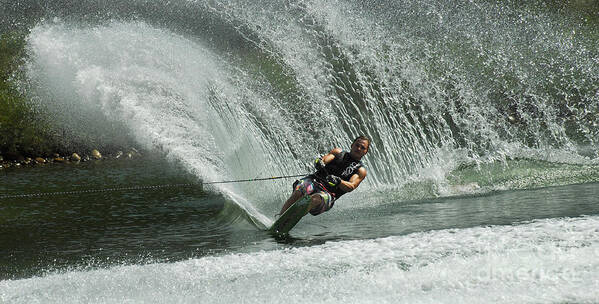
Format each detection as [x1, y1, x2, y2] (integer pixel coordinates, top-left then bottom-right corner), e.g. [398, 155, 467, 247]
[0, 31, 54, 159]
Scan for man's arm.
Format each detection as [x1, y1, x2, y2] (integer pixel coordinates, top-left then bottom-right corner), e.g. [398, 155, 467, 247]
[321, 148, 342, 165]
[338, 167, 367, 193]
[319, 148, 366, 192]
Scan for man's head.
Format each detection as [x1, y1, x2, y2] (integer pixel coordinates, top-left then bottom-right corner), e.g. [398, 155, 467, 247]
[350, 135, 370, 160]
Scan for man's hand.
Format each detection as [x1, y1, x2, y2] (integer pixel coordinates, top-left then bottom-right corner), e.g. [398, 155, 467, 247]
[326, 175, 341, 187]
[314, 157, 326, 171]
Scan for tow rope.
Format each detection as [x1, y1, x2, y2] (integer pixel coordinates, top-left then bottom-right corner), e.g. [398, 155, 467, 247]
[0, 174, 307, 199]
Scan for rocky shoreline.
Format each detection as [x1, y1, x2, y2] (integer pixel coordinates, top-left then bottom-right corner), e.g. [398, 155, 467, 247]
[0, 148, 142, 170]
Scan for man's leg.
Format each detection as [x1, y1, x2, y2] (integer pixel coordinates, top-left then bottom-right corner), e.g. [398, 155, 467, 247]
[307, 191, 334, 216]
[278, 189, 303, 215]
[309, 194, 324, 211]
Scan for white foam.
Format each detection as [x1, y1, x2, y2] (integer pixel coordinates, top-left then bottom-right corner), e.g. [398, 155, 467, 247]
[3, 216, 598, 303]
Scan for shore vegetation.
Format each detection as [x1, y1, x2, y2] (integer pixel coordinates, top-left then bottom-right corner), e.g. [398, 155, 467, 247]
[0, 31, 58, 160]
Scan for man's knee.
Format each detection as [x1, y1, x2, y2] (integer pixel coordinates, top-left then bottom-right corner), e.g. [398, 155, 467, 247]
[309, 194, 323, 208]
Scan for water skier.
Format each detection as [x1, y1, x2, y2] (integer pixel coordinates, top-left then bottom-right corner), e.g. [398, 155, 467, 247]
[278, 136, 370, 217]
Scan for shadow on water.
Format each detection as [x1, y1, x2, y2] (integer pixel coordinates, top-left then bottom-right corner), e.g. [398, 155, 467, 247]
[327, 182, 599, 238]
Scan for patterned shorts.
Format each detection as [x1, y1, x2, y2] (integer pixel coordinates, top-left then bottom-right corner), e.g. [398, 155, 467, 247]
[293, 177, 335, 216]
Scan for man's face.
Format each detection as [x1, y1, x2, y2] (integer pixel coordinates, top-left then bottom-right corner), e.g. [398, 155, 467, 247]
[350, 139, 369, 160]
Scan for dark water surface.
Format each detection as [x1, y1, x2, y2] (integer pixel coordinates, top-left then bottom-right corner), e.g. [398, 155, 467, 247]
[2, 158, 598, 281]
[0, 157, 222, 279]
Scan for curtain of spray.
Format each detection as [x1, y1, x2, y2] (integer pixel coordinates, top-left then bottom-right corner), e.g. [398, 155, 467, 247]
[17, 0, 599, 223]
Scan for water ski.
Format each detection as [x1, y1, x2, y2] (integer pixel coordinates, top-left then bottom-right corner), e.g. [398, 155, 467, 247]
[270, 195, 312, 234]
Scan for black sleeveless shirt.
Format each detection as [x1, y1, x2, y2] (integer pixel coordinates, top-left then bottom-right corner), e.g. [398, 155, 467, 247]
[313, 151, 364, 198]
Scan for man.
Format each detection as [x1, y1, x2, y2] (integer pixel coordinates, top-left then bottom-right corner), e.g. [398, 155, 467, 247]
[278, 136, 369, 216]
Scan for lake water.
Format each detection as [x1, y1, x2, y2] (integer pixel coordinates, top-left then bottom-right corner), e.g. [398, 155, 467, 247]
[1, 157, 598, 303]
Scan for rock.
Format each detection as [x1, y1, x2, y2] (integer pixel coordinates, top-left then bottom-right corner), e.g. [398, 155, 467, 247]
[71, 153, 81, 162]
[129, 147, 140, 157]
[35, 157, 46, 164]
[115, 151, 123, 159]
[91, 149, 102, 160]
[82, 155, 90, 162]
[23, 158, 32, 165]
[53, 153, 60, 158]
